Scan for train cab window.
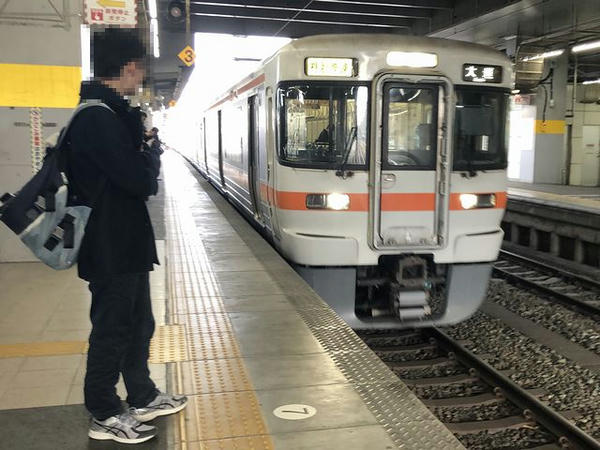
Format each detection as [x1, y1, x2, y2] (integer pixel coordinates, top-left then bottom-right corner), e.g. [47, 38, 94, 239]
[383, 85, 438, 170]
[279, 84, 369, 168]
[454, 88, 509, 172]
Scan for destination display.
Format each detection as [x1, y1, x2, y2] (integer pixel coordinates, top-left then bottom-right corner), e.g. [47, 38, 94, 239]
[463, 64, 502, 83]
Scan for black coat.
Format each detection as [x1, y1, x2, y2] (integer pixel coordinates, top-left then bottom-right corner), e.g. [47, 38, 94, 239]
[67, 81, 160, 281]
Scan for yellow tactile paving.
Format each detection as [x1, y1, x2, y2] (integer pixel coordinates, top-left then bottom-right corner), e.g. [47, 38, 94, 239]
[175, 313, 234, 334]
[0, 341, 87, 358]
[179, 359, 252, 395]
[174, 296, 224, 314]
[0, 324, 188, 362]
[177, 392, 270, 442]
[148, 324, 189, 364]
[186, 332, 242, 361]
[163, 156, 274, 450]
[190, 435, 275, 450]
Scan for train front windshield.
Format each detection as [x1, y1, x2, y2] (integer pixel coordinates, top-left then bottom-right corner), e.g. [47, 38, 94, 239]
[453, 88, 509, 171]
[279, 84, 369, 168]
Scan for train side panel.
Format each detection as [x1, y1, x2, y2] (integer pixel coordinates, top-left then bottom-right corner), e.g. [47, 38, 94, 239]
[222, 98, 253, 214]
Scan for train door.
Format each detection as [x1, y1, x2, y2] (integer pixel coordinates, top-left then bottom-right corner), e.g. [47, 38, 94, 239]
[371, 76, 451, 250]
[266, 94, 280, 238]
[217, 110, 225, 187]
[202, 117, 208, 172]
[248, 96, 261, 217]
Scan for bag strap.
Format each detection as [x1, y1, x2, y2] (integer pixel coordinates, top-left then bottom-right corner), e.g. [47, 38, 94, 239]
[59, 101, 114, 208]
[56, 101, 114, 152]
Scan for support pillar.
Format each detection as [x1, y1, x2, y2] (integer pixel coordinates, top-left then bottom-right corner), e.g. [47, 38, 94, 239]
[532, 52, 569, 184]
[0, 0, 82, 262]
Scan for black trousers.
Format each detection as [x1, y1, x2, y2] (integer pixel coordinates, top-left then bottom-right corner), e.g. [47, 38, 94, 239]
[84, 272, 158, 420]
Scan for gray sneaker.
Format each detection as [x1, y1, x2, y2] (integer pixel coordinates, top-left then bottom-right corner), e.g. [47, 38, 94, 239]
[129, 392, 188, 422]
[88, 412, 156, 444]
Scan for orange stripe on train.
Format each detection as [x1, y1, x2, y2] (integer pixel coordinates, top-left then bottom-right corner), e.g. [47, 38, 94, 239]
[258, 184, 506, 212]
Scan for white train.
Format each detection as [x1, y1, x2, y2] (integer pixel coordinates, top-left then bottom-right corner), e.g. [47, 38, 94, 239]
[181, 34, 512, 328]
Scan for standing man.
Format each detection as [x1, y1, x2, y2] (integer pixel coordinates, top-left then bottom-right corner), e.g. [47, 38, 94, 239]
[68, 28, 187, 444]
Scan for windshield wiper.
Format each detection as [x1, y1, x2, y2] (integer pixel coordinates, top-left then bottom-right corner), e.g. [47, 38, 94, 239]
[335, 126, 357, 178]
[465, 157, 478, 178]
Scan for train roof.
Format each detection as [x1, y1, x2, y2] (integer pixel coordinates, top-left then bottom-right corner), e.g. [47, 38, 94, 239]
[207, 33, 513, 111]
[267, 33, 509, 66]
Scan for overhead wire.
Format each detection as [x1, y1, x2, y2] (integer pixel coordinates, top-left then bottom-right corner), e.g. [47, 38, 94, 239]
[273, 0, 316, 37]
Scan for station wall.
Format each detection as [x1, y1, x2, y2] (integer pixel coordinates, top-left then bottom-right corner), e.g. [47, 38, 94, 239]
[567, 84, 600, 186]
[0, 1, 82, 262]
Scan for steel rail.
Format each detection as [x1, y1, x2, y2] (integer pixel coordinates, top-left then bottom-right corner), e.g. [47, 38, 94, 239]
[499, 249, 600, 292]
[428, 327, 600, 450]
[494, 252, 600, 318]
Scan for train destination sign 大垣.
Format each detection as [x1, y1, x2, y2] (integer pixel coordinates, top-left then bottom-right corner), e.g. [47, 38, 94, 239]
[462, 64, 502, 83]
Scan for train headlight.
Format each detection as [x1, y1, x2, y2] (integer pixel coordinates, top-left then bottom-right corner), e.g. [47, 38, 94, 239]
[306, 193, 350, 210]
[327, 193, 350, 210]
[386, 51, 438, 68]
[459, 193, 496, 209]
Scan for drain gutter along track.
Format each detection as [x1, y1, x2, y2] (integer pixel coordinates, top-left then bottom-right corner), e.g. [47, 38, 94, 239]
[428, 327, 600, 450]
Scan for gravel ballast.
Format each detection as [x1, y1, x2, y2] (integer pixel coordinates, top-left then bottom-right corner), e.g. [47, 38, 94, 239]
[488, 278, 600, 355]
[443, 311, 600, 438]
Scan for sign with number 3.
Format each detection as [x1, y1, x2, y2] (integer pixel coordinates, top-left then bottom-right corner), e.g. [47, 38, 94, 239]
[178, 46, 196, 67]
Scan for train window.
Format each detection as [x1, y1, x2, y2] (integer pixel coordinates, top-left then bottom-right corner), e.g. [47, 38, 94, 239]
[382, 85, 438, 170]
[278, 84, 369, 169]
[454, 88, 509, 171]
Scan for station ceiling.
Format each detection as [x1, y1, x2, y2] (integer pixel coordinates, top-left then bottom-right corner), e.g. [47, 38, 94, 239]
[161, 0, 453, 37]
[151, 0, 600, 103]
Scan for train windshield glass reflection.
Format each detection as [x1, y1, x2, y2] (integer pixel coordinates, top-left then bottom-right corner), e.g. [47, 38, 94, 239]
[384, 86, 438, 170]
[279, 84, 369, 168]
[453, 88, 509, 171]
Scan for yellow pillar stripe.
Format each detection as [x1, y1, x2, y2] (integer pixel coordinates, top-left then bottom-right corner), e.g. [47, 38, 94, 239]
[535, 119, 565, 134]
[0, 63, 81, 108]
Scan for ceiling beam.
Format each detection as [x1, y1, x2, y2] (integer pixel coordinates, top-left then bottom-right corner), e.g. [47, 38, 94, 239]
[313, 0, 453, 10]
[190, 1, 432, 19]
[188, 14, 410, 37]
[190, 4, 415, 27]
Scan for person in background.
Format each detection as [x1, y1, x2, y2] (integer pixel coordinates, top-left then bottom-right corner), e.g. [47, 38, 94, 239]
[67, 28, 187, 445]
[316, 123, 334, 144]
[144, 126, 164, 155]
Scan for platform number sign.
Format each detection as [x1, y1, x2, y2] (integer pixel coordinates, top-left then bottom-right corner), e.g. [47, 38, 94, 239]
[462, 64, 502, 83]
[178, 46, 196, 67]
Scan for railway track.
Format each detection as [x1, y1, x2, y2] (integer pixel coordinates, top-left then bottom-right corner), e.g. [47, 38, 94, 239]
[357, 328, 600, 450]
[493, 250, 600, 318]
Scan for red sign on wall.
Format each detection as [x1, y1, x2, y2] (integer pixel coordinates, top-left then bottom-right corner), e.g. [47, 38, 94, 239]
[84, 0, 137, 26]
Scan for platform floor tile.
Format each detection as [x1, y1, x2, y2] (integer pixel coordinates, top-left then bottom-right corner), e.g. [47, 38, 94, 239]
[255, 384, 379, 434]
[242, 353, 348, 391]
[271, 425, 397, 450]
[164, 154, 275, 450]
[161, 152, 467, 450]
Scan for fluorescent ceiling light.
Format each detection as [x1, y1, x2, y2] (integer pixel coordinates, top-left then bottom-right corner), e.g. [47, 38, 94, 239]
[521, 49, 564, 62]
[572, 40, 600, 53]
[80, 25, 91, 80]
[151, 18, 160, 58]
[148, 0, 158, 19]
[583, 79, 600, 85]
